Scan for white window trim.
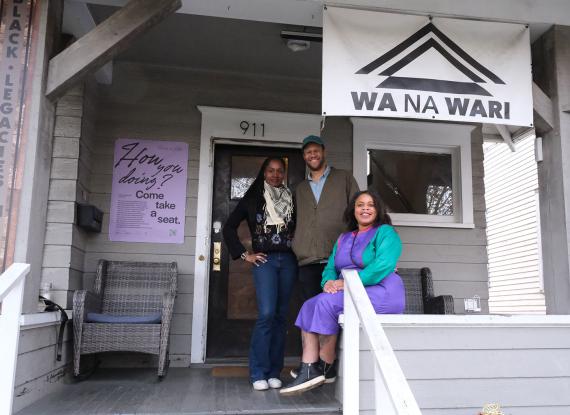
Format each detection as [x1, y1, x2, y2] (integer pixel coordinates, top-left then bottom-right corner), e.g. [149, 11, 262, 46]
[351, 118, 475, 228]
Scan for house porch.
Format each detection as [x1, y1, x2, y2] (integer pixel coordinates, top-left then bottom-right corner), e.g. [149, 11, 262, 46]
[14, 314, 570, 415]
[15, 366, 340, 415]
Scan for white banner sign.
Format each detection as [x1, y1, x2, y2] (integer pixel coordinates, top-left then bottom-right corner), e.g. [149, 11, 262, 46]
[323, 7, 533, 127]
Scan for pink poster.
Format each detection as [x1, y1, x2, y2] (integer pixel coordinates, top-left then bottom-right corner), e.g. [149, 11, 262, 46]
[109, 139, 188, 244]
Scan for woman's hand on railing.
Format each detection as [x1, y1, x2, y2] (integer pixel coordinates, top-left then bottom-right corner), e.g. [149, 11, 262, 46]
[323, 279, 344, 294]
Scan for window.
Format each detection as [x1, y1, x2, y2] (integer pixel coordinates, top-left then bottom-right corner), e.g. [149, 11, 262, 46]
[230, 156, 288, 199]
[230, 156, 266, 199]
[352, 118, 474, 228]
[368, 149, 454, 216]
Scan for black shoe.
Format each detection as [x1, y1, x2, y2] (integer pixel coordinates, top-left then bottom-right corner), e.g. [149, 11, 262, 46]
[321, 359, 337, 384]
[280, 362, 325, 396]
[290, 359, 337, 384]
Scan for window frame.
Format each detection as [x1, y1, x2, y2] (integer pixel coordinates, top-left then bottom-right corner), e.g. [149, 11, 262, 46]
[351, 118, 475, 228]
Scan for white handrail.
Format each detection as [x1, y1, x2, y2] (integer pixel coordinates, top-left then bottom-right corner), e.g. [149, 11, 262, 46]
[342, 269, 421, 415]
[0, 263, 31, 415]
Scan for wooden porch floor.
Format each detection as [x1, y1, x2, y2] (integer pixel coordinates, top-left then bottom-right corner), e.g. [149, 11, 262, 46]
[15, 367, 341, 415]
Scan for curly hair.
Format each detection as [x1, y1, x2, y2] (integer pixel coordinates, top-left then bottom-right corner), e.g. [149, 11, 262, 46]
[343, 190, 392, 230]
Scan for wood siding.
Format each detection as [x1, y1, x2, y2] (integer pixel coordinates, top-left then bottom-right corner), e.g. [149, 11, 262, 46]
[484, 137, 546, 314]
[43, 61, 488, 367]
[22, 81, 96, 411]
[337, 315, 570, 414]
[13, 321, 72, 413]
[42, 80, 98, 309]
[83, 62, 327, 367]
[396, 127, 489, 314]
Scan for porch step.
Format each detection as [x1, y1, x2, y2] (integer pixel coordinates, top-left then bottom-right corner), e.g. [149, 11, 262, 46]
[16, 368, 341, 415]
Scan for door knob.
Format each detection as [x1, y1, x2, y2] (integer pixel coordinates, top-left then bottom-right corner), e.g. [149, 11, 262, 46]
[212, 242, 221, 271]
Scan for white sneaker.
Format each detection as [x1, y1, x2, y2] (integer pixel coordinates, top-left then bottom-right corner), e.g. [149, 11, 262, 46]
[252, 380, 269, 391]
[268, 378, 282, 389]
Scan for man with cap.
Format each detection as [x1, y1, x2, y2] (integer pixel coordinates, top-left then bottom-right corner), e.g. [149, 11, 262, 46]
[292, 135, 359, 301]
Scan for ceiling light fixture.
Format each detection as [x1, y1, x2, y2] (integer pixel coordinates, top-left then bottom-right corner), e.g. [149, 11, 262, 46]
[287, 39, 311, 52]
[281, 29, 322, 52]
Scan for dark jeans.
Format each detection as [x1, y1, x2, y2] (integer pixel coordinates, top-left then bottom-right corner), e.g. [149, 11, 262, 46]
[298, 263, 326, 301]
[249, 251, 297, 382]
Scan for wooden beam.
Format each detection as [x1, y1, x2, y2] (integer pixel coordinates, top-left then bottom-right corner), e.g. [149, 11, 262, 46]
[46, 0, 181, 100]
[532, 81, 555, 135]
[62, 1, 113, 85]
[496, 124, 516, 152]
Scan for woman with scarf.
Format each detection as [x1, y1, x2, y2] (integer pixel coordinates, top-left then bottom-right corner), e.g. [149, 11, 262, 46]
[223, 157, 296, 391]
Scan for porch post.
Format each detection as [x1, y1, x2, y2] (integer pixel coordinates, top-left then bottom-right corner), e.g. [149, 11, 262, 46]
[532, 26, 570, 314]
[13, 0, 62, 313]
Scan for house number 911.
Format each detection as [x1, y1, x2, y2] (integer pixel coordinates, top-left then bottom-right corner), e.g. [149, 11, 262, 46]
[240, 121, 265, 137]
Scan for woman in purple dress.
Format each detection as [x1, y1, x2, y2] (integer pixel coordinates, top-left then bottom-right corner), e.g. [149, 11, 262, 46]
[280, 190, 405, 396]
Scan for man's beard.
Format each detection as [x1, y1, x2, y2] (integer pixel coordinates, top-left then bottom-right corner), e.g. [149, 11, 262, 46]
[308, 158, 325, 171]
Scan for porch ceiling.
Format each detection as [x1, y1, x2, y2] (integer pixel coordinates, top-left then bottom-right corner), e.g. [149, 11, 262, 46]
[79, 0, 570, 81]
[77, 0, 570, 42]
[83, 3, 538, 139]
[87, 5, 322, 80]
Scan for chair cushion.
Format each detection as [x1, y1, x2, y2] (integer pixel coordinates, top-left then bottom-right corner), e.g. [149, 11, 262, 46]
[86, 312, 162, 324]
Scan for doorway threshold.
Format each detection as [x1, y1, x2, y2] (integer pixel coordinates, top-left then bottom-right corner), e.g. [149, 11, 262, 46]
[200, 357, 303, 380]
[202, 356, 301, 367]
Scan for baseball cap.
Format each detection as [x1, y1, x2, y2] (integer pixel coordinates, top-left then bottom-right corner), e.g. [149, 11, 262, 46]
[302, 135, 325, 149]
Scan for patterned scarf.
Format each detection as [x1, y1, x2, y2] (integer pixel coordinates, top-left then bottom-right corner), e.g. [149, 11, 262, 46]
[263, 181, 293, 231]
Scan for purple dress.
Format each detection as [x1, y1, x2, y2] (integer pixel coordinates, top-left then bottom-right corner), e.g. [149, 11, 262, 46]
[295, 227, 405, 335]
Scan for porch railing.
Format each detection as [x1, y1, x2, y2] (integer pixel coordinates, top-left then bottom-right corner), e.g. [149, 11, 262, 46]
[342, 269, 421, 415]
[0, 263, 31, 415]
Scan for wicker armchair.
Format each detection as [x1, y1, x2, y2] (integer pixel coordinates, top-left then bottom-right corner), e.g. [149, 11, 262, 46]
[73, 260, 177, 377]
[397, 267, 455, 314]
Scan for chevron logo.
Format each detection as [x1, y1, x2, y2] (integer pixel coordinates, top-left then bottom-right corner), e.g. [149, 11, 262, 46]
[348, 22, 512, 120]
[356, 22, 505, 97]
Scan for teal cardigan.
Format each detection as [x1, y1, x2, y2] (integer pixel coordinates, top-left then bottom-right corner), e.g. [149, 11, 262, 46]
[320, 224, 402, 288]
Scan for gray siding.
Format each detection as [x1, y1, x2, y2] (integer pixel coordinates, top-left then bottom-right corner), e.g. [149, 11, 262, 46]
[23, 79, 98, 411]
[42, 80, 98, 309]
[484, 137, 546, 314]
[64, 61, 487, 367]
[337, 316, 570, 414]
[84, 62, 325, 366]
[20, 82, 97, 412]
[13, 321, 72, 413]
[396, 127, 489, 314]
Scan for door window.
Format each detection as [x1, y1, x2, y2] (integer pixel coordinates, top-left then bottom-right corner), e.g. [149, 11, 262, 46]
[230, 156, 288, 199]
